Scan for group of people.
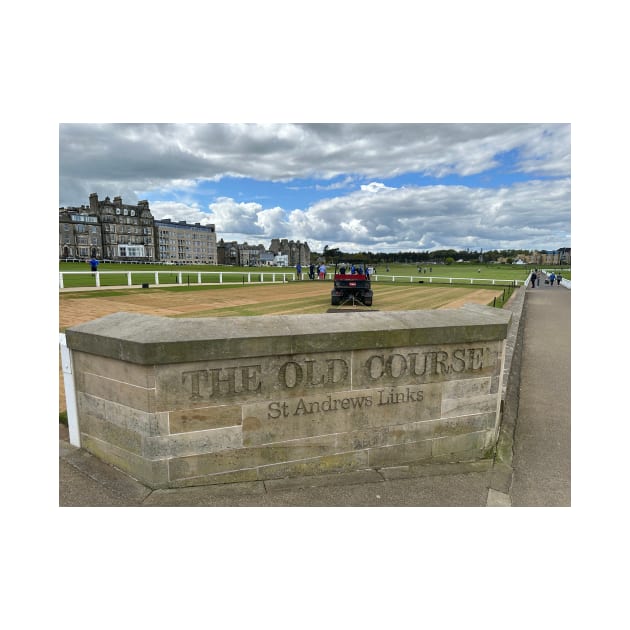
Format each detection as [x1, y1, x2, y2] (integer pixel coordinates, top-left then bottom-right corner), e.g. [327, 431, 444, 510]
[301, 263, 327, 280]
[299, 263, 375, 280]
[530, 270, 563, 288]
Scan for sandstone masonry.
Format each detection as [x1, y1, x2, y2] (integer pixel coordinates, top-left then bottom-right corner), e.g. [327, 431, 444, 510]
[65, 306, 511, 489]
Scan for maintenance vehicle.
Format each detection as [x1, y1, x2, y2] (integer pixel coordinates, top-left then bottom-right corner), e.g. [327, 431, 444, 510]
[330, 261, 373, 307]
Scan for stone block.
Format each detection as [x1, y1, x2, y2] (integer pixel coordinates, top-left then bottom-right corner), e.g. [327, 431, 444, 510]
[144, 426, 242, 458]
[76, 371, 156, 413]
[431, 431, 488, 457]
[169, 404, 242, 434]
[432, 413, 493, 437]
[80, 413, 144, 456]
[368, 438, 433, 468]
[169, 443, 343, 480]
[77, 392, 166, 436]
[442, 377, 491, 399]
[80, 433, 169, 488]
[258, 451, 369, 481]
[73, 351, 155, 388]
[441, 393, 499, 418]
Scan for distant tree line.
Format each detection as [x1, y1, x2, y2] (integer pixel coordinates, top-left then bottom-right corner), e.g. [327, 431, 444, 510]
[313, 248, 545, 264]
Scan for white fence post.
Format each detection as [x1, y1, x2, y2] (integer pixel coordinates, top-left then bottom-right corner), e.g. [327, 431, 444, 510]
[59, 333, 81, 447]
[59, 273, 64, 289]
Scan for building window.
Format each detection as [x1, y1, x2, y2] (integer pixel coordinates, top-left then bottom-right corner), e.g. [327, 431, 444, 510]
[118, 244, 145, 258]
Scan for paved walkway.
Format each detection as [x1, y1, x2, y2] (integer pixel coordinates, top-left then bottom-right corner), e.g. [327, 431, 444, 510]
[59, 277, 570, 507]
[511, 279, 571, 506]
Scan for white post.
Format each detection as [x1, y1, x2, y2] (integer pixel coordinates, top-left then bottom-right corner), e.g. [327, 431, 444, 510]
[59, 333, 81, 447]
[95, 271, 101, 287]
[127, 271, 132, 286]
[220, 272, 223, 284]
[198, 272, 201, 284]
[178, 272, 182, 285]
[59, 272, 64, 289]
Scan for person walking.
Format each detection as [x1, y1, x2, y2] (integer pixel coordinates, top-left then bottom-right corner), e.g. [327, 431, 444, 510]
[556, 272, 562, 286]
[296, 262, 302, 280]
[530, 271, 537, 288]
[318, 263, 326, 280]
[549, 272, 556, 286]
[309, 263, 315, 280]
[89, 257, 99, 277]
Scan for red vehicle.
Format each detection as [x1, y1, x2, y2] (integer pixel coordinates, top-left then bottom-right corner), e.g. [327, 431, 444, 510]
[330, 261, 373, 306]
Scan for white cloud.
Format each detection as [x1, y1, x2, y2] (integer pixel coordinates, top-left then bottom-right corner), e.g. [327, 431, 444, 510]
[188, 177, 570, 253]
[59, 123, 571, 252]
[360, 182, 393, 193]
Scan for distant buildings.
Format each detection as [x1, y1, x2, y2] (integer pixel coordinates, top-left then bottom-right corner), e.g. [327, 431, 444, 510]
[155, 218, 217, 264]
[59, 194, 159, 261]
[216, 238, 310, 267]
[499, 249, 571, 265]
[60, 193, 310, 266]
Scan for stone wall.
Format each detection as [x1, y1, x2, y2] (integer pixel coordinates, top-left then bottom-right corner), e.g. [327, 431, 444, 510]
[65, 306, 511, 489]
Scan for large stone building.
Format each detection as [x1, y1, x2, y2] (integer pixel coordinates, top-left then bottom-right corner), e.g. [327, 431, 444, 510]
[90, 193, 156, 261]
[59, 194, 156, 261]
[216, 238, 310, 267]
[216, 240, 267, 266]
[59, 193, 216, 264]
[59, 205, 102, 260]
[155, 219, 217, 264]
[269, 238, 311, 266]
[60, 193, 309, 267]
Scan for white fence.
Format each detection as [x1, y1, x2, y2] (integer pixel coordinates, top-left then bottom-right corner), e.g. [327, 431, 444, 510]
[59, 270, 297, 289]
[528, 269, 571, 289]
[369, 275, 525, 286]
[60, 269, 528, 289]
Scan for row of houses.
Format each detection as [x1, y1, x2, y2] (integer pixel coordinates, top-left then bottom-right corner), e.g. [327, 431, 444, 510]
[59, 193, 310, 266]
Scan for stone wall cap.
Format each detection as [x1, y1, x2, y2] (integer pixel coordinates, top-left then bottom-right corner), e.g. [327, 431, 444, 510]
[65, 306, 511, 365]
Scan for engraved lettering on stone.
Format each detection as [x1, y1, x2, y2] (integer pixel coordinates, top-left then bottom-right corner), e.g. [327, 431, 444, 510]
[277, 358, 349, 389]
[365, 348, 489, 381]
[182, 365, 262, 401]
[266, 387, 426, 419]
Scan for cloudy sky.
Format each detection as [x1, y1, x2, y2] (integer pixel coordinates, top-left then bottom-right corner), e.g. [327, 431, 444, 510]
[59, 123, 570, 254]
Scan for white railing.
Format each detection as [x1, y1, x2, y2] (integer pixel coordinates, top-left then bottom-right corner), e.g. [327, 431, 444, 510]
[59, 270, 296, 289]
[59, 269, 533, 290]
[540, 269, 571, 290]
[325, 274, 525, 286]
[59, 333, 80, 447]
